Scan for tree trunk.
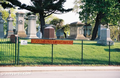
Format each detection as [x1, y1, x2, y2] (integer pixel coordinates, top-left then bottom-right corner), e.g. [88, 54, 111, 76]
[39, 12, 45, 38]
[91, 12, 103, 40]
[64, 32, 66, 38]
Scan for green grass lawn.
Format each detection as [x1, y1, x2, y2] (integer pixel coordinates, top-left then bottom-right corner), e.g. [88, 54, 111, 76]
[0, 39, 120, 65]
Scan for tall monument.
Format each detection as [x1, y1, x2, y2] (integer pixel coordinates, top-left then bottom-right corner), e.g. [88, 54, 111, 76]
[27, 15, 38, 38]
[5, 10, 14, 38]
[16, 12, 27, 38]
[0, 12, 4, 38]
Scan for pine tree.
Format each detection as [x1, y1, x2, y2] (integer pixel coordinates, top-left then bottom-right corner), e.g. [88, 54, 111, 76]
[0, 0, 72, 37]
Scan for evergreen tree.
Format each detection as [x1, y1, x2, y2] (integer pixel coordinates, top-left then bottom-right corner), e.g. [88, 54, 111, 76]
[0, 0, 72, 37]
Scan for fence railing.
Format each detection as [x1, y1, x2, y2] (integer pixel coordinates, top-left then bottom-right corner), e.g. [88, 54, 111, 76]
[0, 38, 120, 65]
[19, 38, 120, 65]
[0, 37, 19, 65]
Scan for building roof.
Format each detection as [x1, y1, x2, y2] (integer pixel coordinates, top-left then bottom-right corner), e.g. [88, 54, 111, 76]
[70, 22, 85, 26]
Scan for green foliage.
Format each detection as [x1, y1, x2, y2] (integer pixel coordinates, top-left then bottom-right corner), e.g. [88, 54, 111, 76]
[110, 26, 120, 40]
[45, 14, 58, 24]
[63, 24, 70, 32]
[0, 5, 16, 31]
[50, 18, 64, 29]
[0, 0, 72, 35]
[77, 0, 120, 25]
[35, 13, 58, 24]
[1, 0, 72, 17]
[74, 0, 120, 40]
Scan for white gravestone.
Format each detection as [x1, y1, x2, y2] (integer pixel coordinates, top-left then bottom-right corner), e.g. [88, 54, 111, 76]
[95, 24, 106, 40]
[0, 12, 4, 38]
[36, 26, 42, 38]
[16, 12, 27, 38]
[97, 28, 114, 45]
[27, 15, 38, 38]
[6, 10, 14, 38]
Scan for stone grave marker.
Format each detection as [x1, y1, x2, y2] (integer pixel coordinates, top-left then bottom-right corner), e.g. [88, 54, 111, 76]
[44, 24, 57, 39]
[97, 28, 114, 45]
[36, 26, 42, 38]
[10, 35, 18, 43]
[68, 22, 89, 40]
[44, 26, 55, 39]
[56, 29, 64, 39]
[27, 15, 38, 38]
[16, 12, 27, 38]
[6, 10, 14, 38]
[10, 35, 16, 43]
[0, 12, 4, 38]
[83, 24, 92, 38]
[95, 24, 106, 40]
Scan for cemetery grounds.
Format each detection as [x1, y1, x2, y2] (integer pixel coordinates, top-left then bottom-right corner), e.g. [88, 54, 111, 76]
[0, 38, 120, 65]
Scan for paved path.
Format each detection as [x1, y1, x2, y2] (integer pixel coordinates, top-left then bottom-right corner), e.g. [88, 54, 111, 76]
[0, 71, 120, 78]
[0, 66, 120, 72]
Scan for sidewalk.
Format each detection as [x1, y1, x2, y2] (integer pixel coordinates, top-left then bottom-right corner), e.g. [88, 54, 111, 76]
[0, 66, 120, 72]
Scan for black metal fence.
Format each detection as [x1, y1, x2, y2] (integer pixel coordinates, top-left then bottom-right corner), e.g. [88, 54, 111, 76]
[0, 38, 120, 65]
[18, 38, 120, 65]
[0, 37, 19, 65]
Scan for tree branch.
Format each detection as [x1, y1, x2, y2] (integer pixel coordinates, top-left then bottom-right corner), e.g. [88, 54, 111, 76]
[44, 10, 56, 17]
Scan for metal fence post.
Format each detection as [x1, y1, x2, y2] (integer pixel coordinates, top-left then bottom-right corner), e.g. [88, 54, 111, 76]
[109, 41, 111, 65]
[81, 40, 83, 64]
[17, 37, 20, 65]
[52, 44, 53, 64]
[15, 37, 17, 65]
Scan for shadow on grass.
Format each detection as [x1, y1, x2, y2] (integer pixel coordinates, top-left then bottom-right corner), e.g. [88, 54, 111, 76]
[73, 42, 103, 46]
[0, 41, 14, 44]
[104, 48, 120, 52]
[18, 56, 120, 65]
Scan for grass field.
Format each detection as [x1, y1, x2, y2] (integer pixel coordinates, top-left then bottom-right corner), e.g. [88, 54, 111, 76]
[0, 39, 120, 65]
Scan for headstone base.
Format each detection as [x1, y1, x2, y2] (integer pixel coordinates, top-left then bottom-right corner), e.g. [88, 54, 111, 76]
[17, 31, 27, 38]
[97, 39, 114, 45]
[27, 34, 38, 39]
[68, 34, 89, 40]
[57, 36, 64, 39]
[97, 36, 114, 45]
[6, 31, 14, 38]
[0, 32, 4, 38]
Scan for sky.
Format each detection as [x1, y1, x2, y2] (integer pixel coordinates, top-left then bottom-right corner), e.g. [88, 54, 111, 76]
[18, 0, 80, 24]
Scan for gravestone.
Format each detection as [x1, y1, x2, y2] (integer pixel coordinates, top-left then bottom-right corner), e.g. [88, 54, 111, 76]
[44, 24, 57, 39]
[10, 35, 18, 43]
[56, 29, 64, 39]
[36, 26, 42, 38]
[97, 28, 114, 45]
[16, 12, 27, 38]
[27, 15, 38, 38]
[83, 24, 92, 38]
[6, 10, 14, 38]
[68, 22, 89, 40]
[10, 35, 16, 43]
[0, 12, 4, 38]
[95, 24, 106, 40]
[44, 26, 55, 39]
